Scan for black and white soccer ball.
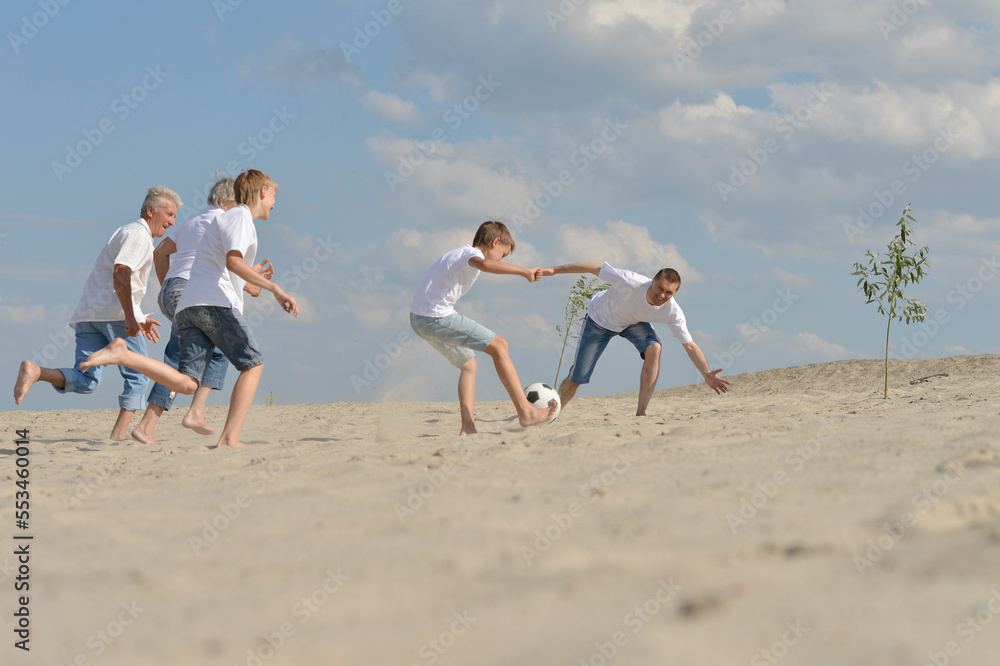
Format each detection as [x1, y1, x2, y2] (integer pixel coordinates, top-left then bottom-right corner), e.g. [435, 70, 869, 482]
[524, 382, 561, 420]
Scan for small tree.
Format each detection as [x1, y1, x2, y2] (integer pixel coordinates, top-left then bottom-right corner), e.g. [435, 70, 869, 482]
[554, 276, 609, 386]
[851, 205, 930, 399]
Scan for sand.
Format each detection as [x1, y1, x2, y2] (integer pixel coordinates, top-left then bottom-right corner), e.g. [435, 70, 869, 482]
[2, 355, 1000, 665]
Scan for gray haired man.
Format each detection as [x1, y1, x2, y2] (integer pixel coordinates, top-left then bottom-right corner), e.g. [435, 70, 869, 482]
[14, 186, 182, 439]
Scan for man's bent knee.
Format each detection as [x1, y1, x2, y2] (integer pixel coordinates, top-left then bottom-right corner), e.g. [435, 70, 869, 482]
[642, 342, 662, 360]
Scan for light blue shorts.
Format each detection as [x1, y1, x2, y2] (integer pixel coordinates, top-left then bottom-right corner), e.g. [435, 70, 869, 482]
[410, 312, 496, 368]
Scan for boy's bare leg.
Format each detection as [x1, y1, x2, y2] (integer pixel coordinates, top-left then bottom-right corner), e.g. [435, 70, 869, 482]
[215, 364, 263, 449]
[131, 404, 165, 444]
[636, 343, 661, 417]
[483, 336, 557, 427]
[14, 361, 65, 404]
[110, 409, 136, 441]
[558, 377, 580, 410]
[457, 357, 478, 435]
[81, 339, 199, 395]
[182, 386, 216, 435]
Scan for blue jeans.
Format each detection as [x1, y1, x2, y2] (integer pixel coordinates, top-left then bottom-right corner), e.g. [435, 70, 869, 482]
[56, 320, 149, 410]
[567, 316, 660, 385]
[147, 277, 228, 410]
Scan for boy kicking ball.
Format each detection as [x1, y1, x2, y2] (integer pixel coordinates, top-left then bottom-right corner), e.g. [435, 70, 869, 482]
[82, 169, 298, 449]
[410, 221, 557, 434]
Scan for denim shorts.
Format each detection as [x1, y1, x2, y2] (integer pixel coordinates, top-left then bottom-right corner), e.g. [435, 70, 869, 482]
[410, 312, 496, 368]
[148, 277, 229, 409]
[158, 276, 186, 321]
[568, 316, 660, 384]
[175, 306, 264, 380]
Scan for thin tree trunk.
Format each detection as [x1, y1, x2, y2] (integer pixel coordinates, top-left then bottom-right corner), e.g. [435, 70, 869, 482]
[883, 317, 891, 399]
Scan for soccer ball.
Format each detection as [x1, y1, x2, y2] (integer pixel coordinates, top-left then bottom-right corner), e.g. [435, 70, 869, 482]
[524, 382, 561, 420]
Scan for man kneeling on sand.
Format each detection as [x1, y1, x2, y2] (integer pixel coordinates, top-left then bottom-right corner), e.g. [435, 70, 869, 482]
[542, 262, 730, 415]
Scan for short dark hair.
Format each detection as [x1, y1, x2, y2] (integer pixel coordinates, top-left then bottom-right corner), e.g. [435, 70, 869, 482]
[654, 268, 681, 285]
[472, 220, 515, 254]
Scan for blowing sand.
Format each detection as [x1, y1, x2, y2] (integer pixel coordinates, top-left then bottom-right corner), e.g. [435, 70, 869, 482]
[2, 355, 1000, 665]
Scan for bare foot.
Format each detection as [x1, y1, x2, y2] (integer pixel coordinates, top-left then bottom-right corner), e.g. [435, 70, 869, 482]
[214, 440, 249, 449]
[182, 413, 215, 435]
[109, 433, 131, 442]
[518, 399, 558, 428]
[459, 424, 480, 435]
[14, 361, 41, 404]
[131, 427, 155, 444]
[80, 338, 129, 371]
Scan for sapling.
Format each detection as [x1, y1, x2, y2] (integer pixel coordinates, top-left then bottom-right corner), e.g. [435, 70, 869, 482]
[554, 276, 609, 386]
[851, 205, 930, 399]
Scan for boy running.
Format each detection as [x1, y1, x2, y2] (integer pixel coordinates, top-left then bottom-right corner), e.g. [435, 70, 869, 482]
[81, 169, 298, 448]
[410, 221, 557, 434]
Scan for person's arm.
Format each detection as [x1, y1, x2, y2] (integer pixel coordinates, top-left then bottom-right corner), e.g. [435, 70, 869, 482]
[468, 256, 541, 282]
[682, 341, 730, 395]
[113, 264, 160, 341]
[226, 251, 298, 316]
[543, 262, 603, 277]
[153, 238, 177, 286]
[113, 264, 139, 334]
[242, 258, 273, 297]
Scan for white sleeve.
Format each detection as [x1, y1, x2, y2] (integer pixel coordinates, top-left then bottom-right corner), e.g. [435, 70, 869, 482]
[599, 262, 647, 287]
[662, 303, 693, 344]
[220, 216, 255, 258]
[112, 227, 148, 272]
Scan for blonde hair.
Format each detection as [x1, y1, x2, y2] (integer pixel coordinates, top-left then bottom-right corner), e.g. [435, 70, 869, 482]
[234, 169, 277, 206]
[472, 220, 515, 254]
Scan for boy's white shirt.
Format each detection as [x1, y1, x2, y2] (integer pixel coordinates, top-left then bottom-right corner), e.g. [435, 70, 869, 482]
[164, 206, 224, 282]
[410, 245, 485, 317]
[176, 204, 258, 315]
[588, 263, 693, 343]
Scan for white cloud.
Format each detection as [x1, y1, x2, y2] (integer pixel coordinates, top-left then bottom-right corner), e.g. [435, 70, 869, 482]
[773, 268, 810, 287]
[360, 90, 423, 125]
[555, 219, 703, 281]
[354, 307, 393, 328]
[366, 134, 541, 218]
[270, 223, 323, 256]
[588, 0, 700, 36]
[792, 332, 849, 360]
[0, 302, 47, 324]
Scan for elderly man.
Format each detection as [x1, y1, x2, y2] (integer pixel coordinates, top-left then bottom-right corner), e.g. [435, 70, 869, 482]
[14, 186, 182, 439]
[542, 261, 730, 416]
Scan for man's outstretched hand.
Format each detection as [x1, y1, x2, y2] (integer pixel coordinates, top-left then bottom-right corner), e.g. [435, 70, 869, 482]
[705, 368, 730, 395]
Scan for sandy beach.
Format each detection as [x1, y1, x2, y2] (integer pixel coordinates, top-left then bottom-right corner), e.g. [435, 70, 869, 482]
[2, 354, 1000, 665]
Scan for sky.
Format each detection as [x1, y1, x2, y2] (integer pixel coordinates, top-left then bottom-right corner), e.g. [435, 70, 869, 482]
[2, 0, 999, 412]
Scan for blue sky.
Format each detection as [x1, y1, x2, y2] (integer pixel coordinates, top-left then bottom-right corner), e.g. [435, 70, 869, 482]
[2, 0, 999, 411]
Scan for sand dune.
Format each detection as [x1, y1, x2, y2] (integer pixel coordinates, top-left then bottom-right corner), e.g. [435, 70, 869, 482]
[2, 355, 999, 665]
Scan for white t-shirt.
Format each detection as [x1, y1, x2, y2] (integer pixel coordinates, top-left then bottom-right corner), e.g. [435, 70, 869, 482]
[588, 263, 693, 343]
[164, 206, 224, 282]
[410, 245, 484, 317]
[69, 219, 153, 326]
[177, 204, 257, 315]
